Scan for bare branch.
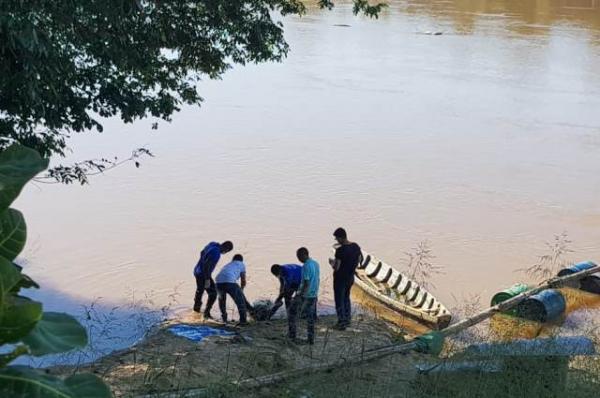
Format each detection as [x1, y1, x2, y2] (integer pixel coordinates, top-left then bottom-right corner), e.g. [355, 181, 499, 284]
[34, 148, 154, 185]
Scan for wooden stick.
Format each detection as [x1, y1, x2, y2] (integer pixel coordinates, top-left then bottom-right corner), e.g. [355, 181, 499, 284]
[442, 263, 600, 337]
[364, 263, 600, 357]
[239, 263, 600, 386]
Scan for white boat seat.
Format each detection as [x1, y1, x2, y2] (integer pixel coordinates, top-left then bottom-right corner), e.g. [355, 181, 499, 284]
[367, 261, 383, 278]
[426, 297, 436, 310]
[398, 279, 412, 295]
[389, 271, 402, 289]
[358, 254, 371, 269]
[405, 284, 421, 302]
[364, 260, 380, 276]
[409, 290, 428, 308]
[375, 264, 393, 283]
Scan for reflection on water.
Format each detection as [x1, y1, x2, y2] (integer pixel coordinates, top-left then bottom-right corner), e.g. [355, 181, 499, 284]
[14, 0, 600, 336]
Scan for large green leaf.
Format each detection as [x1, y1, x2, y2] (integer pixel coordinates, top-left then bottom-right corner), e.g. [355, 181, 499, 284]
[11, 273, 40, 292]
[0, 145, 49, 212]
[63, 374, 112, 398]
[0, 366, 111, 398]
[0, 296, 43, 345]
[22, 312, 87, 356]
[0, 257, 22, 301]
[0, 209, 26, 261]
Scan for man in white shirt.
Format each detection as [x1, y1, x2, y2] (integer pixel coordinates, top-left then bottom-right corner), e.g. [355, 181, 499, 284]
[215, 254, 253, 326]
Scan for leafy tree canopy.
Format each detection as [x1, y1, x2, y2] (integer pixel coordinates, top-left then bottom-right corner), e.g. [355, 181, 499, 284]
[0, 0, 384, 181]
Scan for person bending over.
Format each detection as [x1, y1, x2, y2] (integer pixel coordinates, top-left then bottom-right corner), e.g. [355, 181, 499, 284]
[193, 240, 233, 319]
[269, 263, 302, 319]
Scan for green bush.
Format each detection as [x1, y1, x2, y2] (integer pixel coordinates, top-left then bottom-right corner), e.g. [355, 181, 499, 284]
[0, 144, 111, 397]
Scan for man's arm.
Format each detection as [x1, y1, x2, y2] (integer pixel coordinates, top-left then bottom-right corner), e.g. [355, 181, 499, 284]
[240, 272, 247, 290]
[275, 277, 286, 302]
[202, 257, 217, 287]
[298, 266, 311, 297]
[269, 278, 286, 319]
[332, 258, 341, 272]
[299, 282, 309, 297]
[331, 247, 341, 272]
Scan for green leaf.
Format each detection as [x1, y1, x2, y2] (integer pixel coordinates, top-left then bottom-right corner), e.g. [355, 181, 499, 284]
[22, 312, 87, 356]
[0, 209, 27, 261]
[0, 145, 49, 212]
[0, 296, 43, 345]
[63, 374, 112, 398]
[0, 366, 111, 397]
[0, 256, 22, 301]
[11, 273, 40, 292]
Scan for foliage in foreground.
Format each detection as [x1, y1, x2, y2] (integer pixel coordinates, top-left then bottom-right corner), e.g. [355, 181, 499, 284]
[0, 144, 111, 397]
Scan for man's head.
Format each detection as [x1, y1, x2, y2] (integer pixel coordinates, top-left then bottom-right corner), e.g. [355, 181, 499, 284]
[220, 241, 233, 254]
[233, 253, 243, 262]
[270, 264, 281, 276]
[296, 247, 309, 263]
[333, 227, 347, 244]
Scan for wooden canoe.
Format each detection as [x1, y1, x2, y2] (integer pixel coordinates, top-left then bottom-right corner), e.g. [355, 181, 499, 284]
[353, 251, 452, 329]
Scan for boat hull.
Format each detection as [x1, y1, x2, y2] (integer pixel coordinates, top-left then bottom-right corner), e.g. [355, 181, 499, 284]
[353, 272, 452, 330]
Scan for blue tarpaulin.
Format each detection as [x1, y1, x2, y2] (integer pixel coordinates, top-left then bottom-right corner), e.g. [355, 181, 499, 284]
[168, 324, 235, 342]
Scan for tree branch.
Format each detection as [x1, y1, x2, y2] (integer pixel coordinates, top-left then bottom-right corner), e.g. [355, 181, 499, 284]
[34, 148, 154, 185]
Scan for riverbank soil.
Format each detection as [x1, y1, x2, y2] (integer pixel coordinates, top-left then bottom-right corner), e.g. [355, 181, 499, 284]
[48, 288, 600, 397]
[49, 313, 418, 397]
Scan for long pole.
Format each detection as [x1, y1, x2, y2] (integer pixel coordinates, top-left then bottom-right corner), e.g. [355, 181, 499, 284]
[139, 264, 600, 396]
[240, 263, 600, 387]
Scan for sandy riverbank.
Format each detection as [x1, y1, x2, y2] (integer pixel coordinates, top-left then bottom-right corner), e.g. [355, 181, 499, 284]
[48, 312, 424, 397]
[46, 287, 600, 397]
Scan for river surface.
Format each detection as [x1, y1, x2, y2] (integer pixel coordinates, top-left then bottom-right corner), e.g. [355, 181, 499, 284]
[14, 1, 600, 338]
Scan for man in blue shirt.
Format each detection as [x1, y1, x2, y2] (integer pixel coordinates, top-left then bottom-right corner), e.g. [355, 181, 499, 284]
[268, 263, 302, 319]
[288, 247, 320, 345]
[193, 240, 233, 319]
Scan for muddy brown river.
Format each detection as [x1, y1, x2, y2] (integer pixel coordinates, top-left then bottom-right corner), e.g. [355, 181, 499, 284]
[15, 1, 600, 328]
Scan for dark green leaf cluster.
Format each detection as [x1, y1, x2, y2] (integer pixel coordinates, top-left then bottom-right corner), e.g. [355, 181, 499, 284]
[0, 0, 305, 157]
[0, 1, 384, 160]
[0, 144, 111, 397]
[352, 0, 388, 18]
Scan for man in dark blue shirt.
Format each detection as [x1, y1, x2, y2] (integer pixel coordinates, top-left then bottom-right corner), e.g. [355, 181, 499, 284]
[330, 228, 362, 330]
[193, 240, 233, 319]
[268, 263, 302, 319]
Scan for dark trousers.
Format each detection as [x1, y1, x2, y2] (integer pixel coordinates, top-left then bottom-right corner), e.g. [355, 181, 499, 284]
[216, 282, 249, 323]
[194, 275, 216, 316]
[269, 285, 299, 318]
[288, 296, 317, 344]
[334, 277, 354, 326]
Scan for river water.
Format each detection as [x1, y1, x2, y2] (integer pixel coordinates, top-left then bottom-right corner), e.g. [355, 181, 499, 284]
[14, 1, 600, 339]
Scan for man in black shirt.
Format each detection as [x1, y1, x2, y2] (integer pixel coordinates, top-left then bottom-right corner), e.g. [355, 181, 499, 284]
[330, 227, 363, 330]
